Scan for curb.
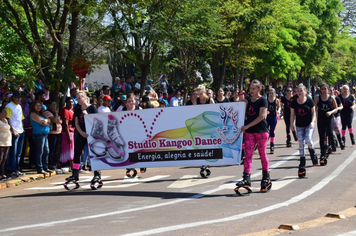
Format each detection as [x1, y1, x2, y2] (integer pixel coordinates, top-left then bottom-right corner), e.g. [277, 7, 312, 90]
[0, 169, 67, 190]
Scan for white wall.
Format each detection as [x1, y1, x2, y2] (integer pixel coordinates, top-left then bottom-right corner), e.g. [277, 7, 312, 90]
[86, 64, 113, 91]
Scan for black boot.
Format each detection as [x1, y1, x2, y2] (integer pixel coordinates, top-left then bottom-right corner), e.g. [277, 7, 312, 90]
[337, 134, 345, 150]
[320, 148, 327, 166]
[234, 172, 252, 195]
[342, 136, 346, 145]
[90, 170, 103, 190]
[65, 169, 79, 182]
[309, 148, 318, 166]
[270, 142, 274, 154]
[350, 133, 355, 145]
[298, 157, 306, 178]
[286, 135, 291, 147]
[260, 171, 272, 193]
[236, 172, 251, 188]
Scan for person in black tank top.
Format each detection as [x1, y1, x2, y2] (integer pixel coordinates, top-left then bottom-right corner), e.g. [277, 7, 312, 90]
[235, 79, 272, 195]
[281, 87, 296, 147]
[266, 88, 280, 154]
[314, 83, 338, 165]
[339, 85, 356, 145]
[329, 86, 345, 150]
[290, 84, 317, 178]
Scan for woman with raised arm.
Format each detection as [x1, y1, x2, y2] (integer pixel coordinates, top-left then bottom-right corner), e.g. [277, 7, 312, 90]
[64, 91, 98, 188]
[290, 84, 317, 178]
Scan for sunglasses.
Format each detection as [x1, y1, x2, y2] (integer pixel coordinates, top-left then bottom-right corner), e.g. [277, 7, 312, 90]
[287, 90, 292, 92]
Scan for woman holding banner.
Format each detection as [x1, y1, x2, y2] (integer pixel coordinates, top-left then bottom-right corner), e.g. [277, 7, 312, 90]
[235, 79, 272, 195]
[64, 91, 99, 190]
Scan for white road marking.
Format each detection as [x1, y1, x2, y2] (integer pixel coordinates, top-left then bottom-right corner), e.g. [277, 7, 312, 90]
[337, 230, 356, 236]
[272, 176, 298, 190]
[168, 175, 235, 188]
[119, 149, 356, 236]
[25, 176, 110, 190]
[104, 175, 170, 188]
[219, 176, 297, 190]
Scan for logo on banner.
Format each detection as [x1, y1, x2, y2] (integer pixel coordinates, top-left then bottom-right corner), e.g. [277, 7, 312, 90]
[88, 114, 127, 162]
[216, 105, 242, 144]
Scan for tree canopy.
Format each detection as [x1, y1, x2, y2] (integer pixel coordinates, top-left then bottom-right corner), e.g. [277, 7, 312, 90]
[0, 0, 355, 95]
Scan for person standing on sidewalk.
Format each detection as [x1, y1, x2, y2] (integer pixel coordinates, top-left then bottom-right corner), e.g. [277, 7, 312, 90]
[290, 84, 317, 178]
[5, 91, 25, 178]
[0, 107, 12, 181]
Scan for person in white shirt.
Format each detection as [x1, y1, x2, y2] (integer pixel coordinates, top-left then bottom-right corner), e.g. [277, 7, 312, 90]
[5, 91, 25, 177]
[98, 95, 112, 113]
[170, 90, 181, 107]
[134, 76, 141, 90]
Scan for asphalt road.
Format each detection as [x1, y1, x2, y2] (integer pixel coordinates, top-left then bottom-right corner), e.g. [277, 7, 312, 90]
[1, 117, 356, 236]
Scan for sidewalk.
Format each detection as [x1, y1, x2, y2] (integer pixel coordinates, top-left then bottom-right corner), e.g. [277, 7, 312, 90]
[0, 167, 70, 190]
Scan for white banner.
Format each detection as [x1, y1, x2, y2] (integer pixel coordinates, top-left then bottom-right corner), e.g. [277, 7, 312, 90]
[84, 102, 246, 170]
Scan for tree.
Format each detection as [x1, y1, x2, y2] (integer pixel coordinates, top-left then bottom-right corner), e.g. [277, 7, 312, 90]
[105, 0, 183, 95]
[0, 0, 103, 99]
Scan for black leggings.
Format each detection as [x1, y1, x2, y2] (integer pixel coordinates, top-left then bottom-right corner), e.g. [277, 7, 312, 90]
[284, 115, 291, 135]
[341, 111, 354, 130]
[73, 132, 87, 165]
[318, 116, 334, 155]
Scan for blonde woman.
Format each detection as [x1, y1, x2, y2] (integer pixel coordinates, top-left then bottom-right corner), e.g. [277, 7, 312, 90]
[64, 91, 98, 188]
[196, 85, 214, 104]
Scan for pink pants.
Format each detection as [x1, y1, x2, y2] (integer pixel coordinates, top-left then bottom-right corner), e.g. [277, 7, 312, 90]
[244, 132, 269, 173]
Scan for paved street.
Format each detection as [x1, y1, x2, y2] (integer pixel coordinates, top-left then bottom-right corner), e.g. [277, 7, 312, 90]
[1, 117, 356, 236]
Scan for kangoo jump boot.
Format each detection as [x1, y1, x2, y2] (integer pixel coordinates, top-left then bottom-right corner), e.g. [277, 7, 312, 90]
[260, 171, 272, 193]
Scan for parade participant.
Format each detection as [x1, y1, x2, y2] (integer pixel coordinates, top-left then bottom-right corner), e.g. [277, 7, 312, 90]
[266, 88, 280, 154]
[338, 85, 355, 145]
[230, 89, 240, 102]
[0, 107, 12, 181]
[29, 100, 52, 174]
[290, 84, 317, 178]
[329, 86, 345, 150]
[65, 91, 98, 186]
[214, 87, 230, 103]
[314, 83, 338, 165]
[60, 97, 74, 168]
[235, 79, 272, 194]
[196, 85, 215, 104]
[186, 90, 198, 105]
[281, 87, 295, 147]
